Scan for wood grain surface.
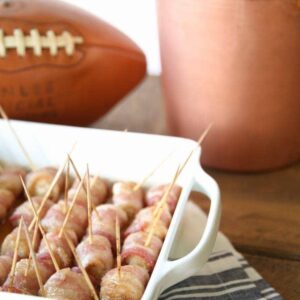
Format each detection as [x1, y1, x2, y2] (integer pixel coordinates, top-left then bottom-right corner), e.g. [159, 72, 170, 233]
[244, 254, 300, 299]
[95, 76, 300, 300]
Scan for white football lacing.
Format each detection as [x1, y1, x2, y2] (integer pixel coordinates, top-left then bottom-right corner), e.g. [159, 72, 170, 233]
[0, 29, 83, 57]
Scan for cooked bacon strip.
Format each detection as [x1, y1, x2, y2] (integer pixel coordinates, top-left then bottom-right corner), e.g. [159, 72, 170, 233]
[41, 199, 88, 238]
[76, 235, 113, 284]
[38, 229, 78, 269]
[100, 265, 149, 300]
[42, 268, 93, 300]
[112, 182, 144, 220]
[9, 196, 54, 227]
[121, 231, 162, 272]
[0, 255, 12, 285]
[2, 255, 55, 295]
[69, 175, 108, 206]
[25, 167, 64, 202]
[1, 226, 41, 259]
[91, 204, 128, 249]
[0, 173, 23, 197]
[0, 188, 15, 220]
[146, 184, 182, 213]
[124, 206, 171, 240]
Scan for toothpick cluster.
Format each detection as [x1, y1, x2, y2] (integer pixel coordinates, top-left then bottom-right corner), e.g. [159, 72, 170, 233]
[1, 105, 212, 299]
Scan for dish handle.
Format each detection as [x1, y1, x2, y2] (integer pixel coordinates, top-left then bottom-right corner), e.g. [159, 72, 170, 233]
[145, 167, 221, 299]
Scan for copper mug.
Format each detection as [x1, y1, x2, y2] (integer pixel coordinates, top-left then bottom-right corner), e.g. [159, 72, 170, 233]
[157, 0, 300, 171]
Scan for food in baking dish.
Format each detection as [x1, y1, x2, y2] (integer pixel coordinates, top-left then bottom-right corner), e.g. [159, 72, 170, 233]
[0, 158, 182, 299]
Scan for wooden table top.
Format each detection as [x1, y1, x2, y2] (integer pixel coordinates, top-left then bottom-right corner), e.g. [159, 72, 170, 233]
[95, 76, 300, 300]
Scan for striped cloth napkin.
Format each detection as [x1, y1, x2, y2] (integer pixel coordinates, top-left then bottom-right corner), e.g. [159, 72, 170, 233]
[159, 202, 283, 300]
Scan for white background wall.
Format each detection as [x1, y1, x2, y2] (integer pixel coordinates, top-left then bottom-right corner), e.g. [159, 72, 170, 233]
[63, 0, 161, 75]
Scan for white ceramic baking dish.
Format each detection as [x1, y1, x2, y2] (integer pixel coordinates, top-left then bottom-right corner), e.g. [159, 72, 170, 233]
[0, 120, 221, 300]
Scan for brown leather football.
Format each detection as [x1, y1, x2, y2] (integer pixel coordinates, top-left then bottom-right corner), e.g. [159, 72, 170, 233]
[0, 0, 146, 125]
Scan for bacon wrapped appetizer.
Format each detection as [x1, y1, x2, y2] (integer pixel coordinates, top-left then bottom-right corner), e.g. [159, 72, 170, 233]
[112, 182, 144, 220]
[25, 167, 64, 202]
[91, 204, 128, 248]
[0, 173, 23, 197]
[2, 255, 55, 295]
[38, 229, 78, 269]
[76, 235, 113, 283]
[0, 188, 15, 220]
[41, 200, 88, 238]
[146, 184, 182, 213]
[69, 175, 108, 206]
[121, 231, 162, 273]
[42, 267, 93, 300]
[1, 227, 41, 259]
[100, 265, 149, 300]
[9, 196, 54, 227]
[0, 255, 12, 285]
[124, 206, 171, 240]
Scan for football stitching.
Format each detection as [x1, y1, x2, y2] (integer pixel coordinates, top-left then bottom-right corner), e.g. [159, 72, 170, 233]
[0, 29, 84, 57]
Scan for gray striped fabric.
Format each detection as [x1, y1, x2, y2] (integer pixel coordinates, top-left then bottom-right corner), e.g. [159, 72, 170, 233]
[158, 202, 284, 300]
[159, 251, 282, 300]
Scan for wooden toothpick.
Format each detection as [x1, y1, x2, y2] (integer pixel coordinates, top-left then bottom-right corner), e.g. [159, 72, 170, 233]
[134, 124, 212, 196]
[28, 142, 76, 232]
[145, 167, 180, 247]
[20, 176, 60, 272]
[178, 124, 212, 175]
[28, 156, 69, 231]
[133, 149, 176, 191]
[63, 232, 99, 300]
[64, 159, 70, 213]
[8, 217, 23, 288]
[68, 155, 101, 222]
[0, 105, 35, 171]
[115, 215, 121, 280]
[144, 125, 213, 248]
[59, 172, 86, 238]
[22, 221, 45, 297]
[153, 165, 180, 217]
[86, 165, 93, 244]
[68, 155, 81, 181]
[24, 220, 39, 276]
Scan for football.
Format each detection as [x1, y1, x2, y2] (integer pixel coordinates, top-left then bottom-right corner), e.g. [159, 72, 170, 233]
[0, 0, 146, 125]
